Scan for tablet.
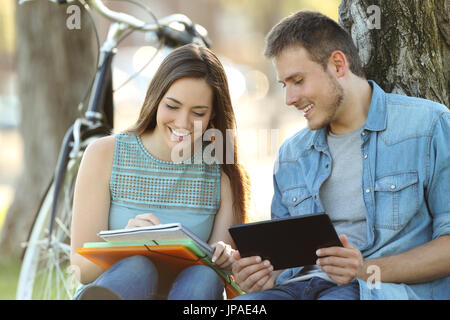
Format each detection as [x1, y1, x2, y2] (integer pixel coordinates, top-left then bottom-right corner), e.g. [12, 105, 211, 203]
[228, 213, 342, 270]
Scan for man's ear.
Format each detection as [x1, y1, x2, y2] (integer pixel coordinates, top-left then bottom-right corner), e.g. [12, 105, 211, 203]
[328, 50, 347, 78]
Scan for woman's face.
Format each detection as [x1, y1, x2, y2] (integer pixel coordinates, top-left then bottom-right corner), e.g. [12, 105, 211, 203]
[154, 77, 214, 158]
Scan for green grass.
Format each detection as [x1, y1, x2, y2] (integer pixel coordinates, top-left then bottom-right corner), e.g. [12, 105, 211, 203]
[0, 193, 20, 300]
[0, 256, 21, 300]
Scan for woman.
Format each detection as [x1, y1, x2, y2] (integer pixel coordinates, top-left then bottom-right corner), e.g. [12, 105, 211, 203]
[70, 44, 250, 299]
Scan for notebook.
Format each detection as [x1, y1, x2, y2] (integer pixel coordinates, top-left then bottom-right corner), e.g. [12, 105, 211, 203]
[77, 238, 243, 298]
[97, 223, 214, 259]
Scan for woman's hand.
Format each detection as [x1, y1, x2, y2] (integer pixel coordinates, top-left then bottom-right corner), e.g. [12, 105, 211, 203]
[125, 213, 162, 229]
[210, 241, 236, 270]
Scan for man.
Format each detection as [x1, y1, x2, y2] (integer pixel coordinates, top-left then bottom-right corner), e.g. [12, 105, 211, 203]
[232, 10, 450, 300]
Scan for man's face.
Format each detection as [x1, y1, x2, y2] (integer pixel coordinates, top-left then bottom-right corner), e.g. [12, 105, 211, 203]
[274, 45, 344, 131]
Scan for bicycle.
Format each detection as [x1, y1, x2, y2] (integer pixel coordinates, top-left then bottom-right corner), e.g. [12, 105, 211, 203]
[15, 0, 211, 300]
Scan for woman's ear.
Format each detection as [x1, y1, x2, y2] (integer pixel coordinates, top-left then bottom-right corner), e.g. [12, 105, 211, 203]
[207, 120, 216, 141]
[209, 111, 215, 124]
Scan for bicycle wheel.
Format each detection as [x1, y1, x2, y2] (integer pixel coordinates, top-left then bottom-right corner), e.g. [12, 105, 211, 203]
[16, 154, 82, 300]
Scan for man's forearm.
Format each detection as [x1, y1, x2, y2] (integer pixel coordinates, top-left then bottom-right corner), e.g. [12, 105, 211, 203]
[358, 235, 450, 284]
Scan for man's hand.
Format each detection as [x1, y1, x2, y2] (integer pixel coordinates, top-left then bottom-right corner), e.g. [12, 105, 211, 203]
[231, 251, 275, 293]
[316, 234, 364, 285]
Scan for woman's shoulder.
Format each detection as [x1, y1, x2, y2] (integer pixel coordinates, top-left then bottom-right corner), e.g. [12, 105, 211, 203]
[85, 134, 116, 157]
[81, 134, 119, 171]
[77, 135, 117, 184]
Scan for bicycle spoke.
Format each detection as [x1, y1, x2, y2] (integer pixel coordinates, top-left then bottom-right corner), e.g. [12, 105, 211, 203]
[55, 217, 70, 239]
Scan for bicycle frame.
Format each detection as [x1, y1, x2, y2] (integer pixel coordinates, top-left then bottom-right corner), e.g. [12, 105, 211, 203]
[47, 21, 126, 243]
[86, 22, 130, 125]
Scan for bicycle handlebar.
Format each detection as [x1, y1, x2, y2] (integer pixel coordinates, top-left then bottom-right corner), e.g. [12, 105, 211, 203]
[18, 0, 191, 31]
[19, 0, 210, 42]
[91, 0, 210, 48]
[89, 0, 157, 31]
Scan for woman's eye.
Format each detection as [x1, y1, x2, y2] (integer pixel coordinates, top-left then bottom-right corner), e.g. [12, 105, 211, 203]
[193, 112, 206, 117]
[295, 79, 303, 85]
[166, 103, 177, 110]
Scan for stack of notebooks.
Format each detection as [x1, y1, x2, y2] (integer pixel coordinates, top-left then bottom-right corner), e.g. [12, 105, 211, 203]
[77, 223, 243, 298]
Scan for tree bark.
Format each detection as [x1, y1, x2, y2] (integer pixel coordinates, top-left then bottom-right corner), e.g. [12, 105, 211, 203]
[339, 0, 449, 107]
[0, 2, 95, 257]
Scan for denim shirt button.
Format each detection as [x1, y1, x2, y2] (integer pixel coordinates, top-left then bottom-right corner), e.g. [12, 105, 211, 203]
[390, 185, 396, 189]
[292, 197, 297, 202]
[364, 154, 368, 159]
[365, 188, 371, 193]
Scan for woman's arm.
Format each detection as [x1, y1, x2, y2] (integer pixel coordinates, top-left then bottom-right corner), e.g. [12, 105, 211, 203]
[207, 170, 240, 269]
[208, 170, 238, 246]
[70, 135, 115, 284]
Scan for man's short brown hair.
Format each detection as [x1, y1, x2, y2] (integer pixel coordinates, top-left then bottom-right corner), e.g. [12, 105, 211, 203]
[264, 10, 366, 78]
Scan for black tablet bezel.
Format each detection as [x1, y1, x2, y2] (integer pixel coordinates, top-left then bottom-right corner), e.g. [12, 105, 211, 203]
[228, 213, 342, 270]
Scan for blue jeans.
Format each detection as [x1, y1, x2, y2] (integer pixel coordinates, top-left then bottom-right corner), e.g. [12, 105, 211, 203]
[74, 255, 224, 300]
[233, 277, 360, 300]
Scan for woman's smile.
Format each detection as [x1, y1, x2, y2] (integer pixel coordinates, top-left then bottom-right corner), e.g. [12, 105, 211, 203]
[169, 127, 191, 142]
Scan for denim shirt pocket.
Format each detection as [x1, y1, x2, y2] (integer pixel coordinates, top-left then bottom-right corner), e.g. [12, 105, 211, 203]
[281, 186, 313, 215]
[374, 172, 419, 230]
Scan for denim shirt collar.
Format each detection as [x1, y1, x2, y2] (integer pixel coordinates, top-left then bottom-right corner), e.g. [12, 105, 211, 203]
[307, 80, 387, 152]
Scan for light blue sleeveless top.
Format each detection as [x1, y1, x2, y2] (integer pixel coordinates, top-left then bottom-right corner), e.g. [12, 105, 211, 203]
[108, 133, 221, 242]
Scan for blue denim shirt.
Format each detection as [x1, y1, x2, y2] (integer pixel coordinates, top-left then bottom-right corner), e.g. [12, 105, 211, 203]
[272, 81, 450, 299]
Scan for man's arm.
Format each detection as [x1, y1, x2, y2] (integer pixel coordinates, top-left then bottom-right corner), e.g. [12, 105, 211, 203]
[316, 234, 450, 285]
[359, 234, 450, 284]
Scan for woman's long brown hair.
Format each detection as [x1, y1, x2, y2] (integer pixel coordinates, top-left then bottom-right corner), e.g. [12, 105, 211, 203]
[127, 44, 250, 224]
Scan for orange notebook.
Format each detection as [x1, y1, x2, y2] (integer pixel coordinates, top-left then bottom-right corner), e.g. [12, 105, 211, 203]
[77, 239, 243, 298]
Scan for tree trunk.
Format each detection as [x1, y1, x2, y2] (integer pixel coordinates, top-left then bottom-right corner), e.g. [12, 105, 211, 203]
[339, 0, 449, 107]
[0, 2, 95, 257]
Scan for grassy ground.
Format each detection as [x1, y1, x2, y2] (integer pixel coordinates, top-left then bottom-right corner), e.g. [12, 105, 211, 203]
[0, 256, 21, 300]
[0, 189, 21, 300]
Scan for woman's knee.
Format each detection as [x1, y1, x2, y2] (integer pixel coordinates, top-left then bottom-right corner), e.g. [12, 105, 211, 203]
[94, 255, 159, 299]
[168, 265, 224, 300]
[97, 255, 159, 289]
[112, 255, 158, 278]
[181, 265, 221, 281]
